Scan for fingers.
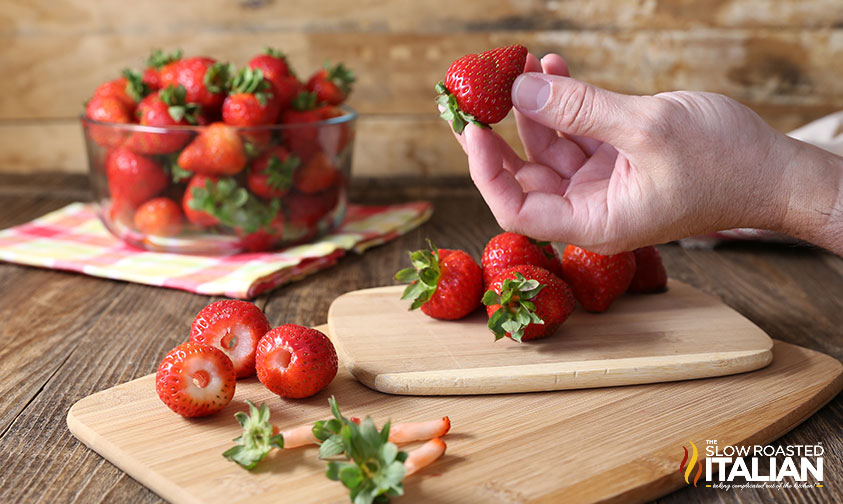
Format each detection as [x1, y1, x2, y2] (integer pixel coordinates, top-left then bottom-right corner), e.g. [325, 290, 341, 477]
[512, 72, 642, 148]
[515, 53, 561, 162]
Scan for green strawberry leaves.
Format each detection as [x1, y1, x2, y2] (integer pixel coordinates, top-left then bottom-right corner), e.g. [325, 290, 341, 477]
[435, 81, 489, 135]
[188, 177, 281, 234]
[325, 62, 356, 95]
[205, 62, 235, 94]
[292, 91, 318, 111]
[263, 154, 299, 192]
[394, 240, 441, 311]
[146, 48, 182, 69]
[229, 67, 272, 106]
[159, 84, 199, 124]
[122, 68, 149, 103]
[482, 272, 545, 342]
[317, 397, 407, 504]
[222, 400, 284, 469]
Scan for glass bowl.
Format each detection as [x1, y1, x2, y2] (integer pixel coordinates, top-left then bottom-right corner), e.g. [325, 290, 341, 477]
[81, 107, 356, 254]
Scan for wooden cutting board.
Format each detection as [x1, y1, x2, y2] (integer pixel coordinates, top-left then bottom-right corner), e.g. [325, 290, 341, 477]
[67, 330, 842, 504]
[327, 280, 774, 395]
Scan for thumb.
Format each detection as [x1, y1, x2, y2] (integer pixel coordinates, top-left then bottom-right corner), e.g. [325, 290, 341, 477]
[512, 72, 643, 147]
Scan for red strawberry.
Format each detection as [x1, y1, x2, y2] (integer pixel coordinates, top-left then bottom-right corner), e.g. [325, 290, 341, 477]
[142, 48, 182, 92]
[285, 188, 341, 236]
[189, 300, 271, 378]
[182, 174, 220, 227]
[628, 246, 668, 293]
[178, 122, 247, 175]
[271, 74, 302, 113]
[255, 324, 338, 399]
[436, 45, 528, 133]
[155, 342, 236, 417]
[125, 85, 198, 154]
[395, 242, 483, 320]
[281, 92, 323, 160]
[133, 197, 183, 237]
[237, 212, 285, 252]
[305, 62, 354, 106]
[483, 264, 575, 342]
[562, 245, 636, 312]
[85, 95, 132, 147]
[159, 57, 231, 112]
[481, 232, 563, 287]
[293, 151, 336, 194]
[247, 146, 297, 199]
[106, 148, 168, 208]
[222, 67, 279, 126]
[248, 48, 293, 91]
[92, 70, 146, 111]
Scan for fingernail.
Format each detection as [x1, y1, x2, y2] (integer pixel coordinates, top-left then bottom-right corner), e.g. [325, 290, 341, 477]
[512, 74, 550, 112]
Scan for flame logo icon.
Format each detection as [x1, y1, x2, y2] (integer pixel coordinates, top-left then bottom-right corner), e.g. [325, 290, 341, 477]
[679, 441, 703, 487]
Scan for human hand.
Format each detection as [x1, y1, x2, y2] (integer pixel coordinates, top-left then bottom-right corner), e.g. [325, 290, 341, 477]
[448, 53, 843, 254]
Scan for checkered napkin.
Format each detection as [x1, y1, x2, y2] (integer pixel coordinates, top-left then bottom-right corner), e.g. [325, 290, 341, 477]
[0, 201, 432, 299]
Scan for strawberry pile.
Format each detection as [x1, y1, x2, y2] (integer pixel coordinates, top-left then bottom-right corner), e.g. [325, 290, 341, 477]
[84, 48, 355, 251]
[155, 299, 338, 418]
[396, 233, 669, 342]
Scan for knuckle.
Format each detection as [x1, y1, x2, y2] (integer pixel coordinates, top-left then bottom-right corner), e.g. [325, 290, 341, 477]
[550, 81, 594, 133]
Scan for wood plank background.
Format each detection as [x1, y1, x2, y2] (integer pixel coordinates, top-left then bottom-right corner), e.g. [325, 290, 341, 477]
[2, 0, 843, 176]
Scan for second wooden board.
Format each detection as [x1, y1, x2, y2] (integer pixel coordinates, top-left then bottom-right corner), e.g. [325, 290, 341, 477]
[327, 280, 774, 395]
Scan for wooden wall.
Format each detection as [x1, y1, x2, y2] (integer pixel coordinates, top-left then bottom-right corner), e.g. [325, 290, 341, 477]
[1, 0, 843, 176]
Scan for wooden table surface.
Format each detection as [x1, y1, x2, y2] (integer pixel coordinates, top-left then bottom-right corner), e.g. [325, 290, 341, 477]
[0, 173, 840, 504]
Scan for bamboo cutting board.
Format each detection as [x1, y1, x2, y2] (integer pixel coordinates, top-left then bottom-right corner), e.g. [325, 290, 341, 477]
[67, 332, 842, 504]
[327, 280, 774, 395]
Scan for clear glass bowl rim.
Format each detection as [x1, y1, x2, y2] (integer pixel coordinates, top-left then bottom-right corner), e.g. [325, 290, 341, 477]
[79, 105, 358, 133]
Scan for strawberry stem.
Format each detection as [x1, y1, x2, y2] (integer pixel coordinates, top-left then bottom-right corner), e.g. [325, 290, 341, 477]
[434, 82, 489, 135]
[482, 272, 545, 342]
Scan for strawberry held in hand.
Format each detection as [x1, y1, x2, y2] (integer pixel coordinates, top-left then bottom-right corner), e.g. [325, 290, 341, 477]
[190, 300, 271, 378]
[155, 341, 236, 417]
[562, 245, 636, 312]
[255, 324, 338, 399]
[483, 265, 575, 342]
[628, 246, 668, 293]
[436, 44, 528, 134]
[481, 232, 563, 287]
[395, 241, 483, 320]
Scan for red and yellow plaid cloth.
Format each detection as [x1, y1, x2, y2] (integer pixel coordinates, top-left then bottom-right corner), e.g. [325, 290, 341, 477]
[0, 201, 431, 299]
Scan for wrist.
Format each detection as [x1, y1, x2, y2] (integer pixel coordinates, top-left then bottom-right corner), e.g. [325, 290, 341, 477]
[775, 136, 843, 254]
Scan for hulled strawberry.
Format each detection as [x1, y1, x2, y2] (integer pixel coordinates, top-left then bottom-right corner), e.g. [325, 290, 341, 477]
[143, 48, 182, 92]
[247, 146, 298, 199]
[222, 67, 279, 126]
[133, 197, 184, 237]
[481, 232, 563, 287]
[155, 342, 236, 417]
[305, 62, 354, 106]
[189, 300, 271, 378]
[395, 242, 483, 320]
[293, 151, 336, 194]
[562, 245, 636, 312]
[482, 264, 575, 342]
[106, 148, 168, 208]
[436, 44, 528, 134]
[255, 324, 338, 399]
[628, 246, 668, 293]
[178, 122, 247, 175]
[125, 85, 198, 154]
[159, 57, 231, 113]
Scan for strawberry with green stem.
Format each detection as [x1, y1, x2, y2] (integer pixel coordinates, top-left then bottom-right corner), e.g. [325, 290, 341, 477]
[247, 146, 298, 199]
[126, 84, 199, 154]
[93, 69, 148, 110]
[483, 265, 576, 342]
[248, 49, 299, 114]
[281, 91, 323, 161]
[183, 175, 281, 233]
[481, 232, 563, 287]
[222, 67, 279, 126]
[143, 48, 183, 92]
[306, 62, 355, 106]
[395, 240, 483, 320]
[160, 57, 232, 113]
[436, 44, 528, 134]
